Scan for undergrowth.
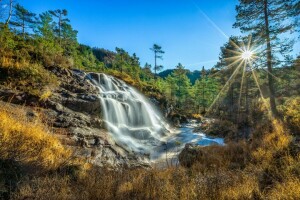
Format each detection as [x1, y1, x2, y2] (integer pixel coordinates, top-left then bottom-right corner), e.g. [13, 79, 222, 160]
[7, 117, 300, 200]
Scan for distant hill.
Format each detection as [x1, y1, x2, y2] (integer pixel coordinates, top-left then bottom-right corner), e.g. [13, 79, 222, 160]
[158, 69, 201, 84]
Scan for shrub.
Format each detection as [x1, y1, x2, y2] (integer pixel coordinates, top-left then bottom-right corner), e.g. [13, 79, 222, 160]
[278, 96, 300, 135]
[0, 62, 58, 97]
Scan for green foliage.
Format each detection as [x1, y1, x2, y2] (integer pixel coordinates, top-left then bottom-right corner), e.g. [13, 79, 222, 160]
[75, 44, 104, 71]
[234, 0, 296, 66]
[194, 77, 219, 113]
[234, 0, 298, 116]
[36, 12, 55, 40]
[0, 25, 16, 54]
[150, 44, 165, 75]
[9, 3, 36, 38]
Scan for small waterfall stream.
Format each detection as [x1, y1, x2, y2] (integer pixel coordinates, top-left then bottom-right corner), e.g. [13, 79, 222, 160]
[86, 72, 224, 161]
[87, 73, 169, 155]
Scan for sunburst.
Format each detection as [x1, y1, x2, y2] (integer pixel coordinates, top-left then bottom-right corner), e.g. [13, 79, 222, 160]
[241, 50, 253, 60]
[206, 35, 260, 117]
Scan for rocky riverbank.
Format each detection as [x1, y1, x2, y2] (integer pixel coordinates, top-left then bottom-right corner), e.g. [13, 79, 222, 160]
[193, 118, 241, 142]
[0, 67, 150, 168]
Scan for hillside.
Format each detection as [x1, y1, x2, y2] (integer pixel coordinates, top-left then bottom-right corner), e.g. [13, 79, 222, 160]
[158, 69, 201, 84]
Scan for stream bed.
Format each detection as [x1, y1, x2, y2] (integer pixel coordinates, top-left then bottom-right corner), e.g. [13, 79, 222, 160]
[151, 120, 224, 165]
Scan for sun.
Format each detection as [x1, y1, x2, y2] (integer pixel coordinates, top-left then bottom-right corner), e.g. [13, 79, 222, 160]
[241, 50, 253, 60]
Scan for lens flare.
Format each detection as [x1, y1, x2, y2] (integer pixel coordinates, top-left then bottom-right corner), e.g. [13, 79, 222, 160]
[241, 50, 253, 60]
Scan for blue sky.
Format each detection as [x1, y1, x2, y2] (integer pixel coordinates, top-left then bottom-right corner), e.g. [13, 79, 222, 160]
[17, 0, 298, 71]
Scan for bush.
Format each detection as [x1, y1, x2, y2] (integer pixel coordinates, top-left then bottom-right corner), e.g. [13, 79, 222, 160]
[202, 119, 238, 140]
[0, 62, 58, 97]
[278, 96, 300, 136]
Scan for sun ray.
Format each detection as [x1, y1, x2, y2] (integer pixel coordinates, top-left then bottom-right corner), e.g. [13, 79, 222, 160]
[206, 60, 245, 115]
[224, 55, 245, 61]
[247, 34, 253, 51]
[190, 0, 231, 40]
[228, 39, 244, 52]
[211, 57, 244, 77]
[224, 49, 244, 56]
[250, 65, 273, 119]
[185, 59, 220, 66]
[260, 67, 282, 82]
[238, 37, 248, 52]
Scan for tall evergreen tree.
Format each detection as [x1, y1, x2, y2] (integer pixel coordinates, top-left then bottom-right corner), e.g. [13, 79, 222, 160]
[60, 22, 78, 56]
[9, 4, 36, 38]
[36, 12, 55, 39]
[172, 63, 191, 108]
[201, 66, 206, 111]
[114, 47, 127, 73]
[233, 0, 297, 117]
[49, 9, 69, 44]
[141, 62, 153, 81]
[150, 44, 164, 76]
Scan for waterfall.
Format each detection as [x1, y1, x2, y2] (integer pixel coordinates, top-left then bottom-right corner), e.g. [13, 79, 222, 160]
[87, 73, 168, 155]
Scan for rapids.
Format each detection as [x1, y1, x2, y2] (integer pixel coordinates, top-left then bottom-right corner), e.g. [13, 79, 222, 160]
[86, 73, 223, 160]
[87, 73, 169, 155]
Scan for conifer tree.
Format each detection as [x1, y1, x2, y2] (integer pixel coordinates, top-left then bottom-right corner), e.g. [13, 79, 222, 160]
[233, 0, 297, 117]
[36, 12, 55, 39]
[49, 9, 69, 44]
[150, 44, 164, 76]
[9, 3, 36, 38]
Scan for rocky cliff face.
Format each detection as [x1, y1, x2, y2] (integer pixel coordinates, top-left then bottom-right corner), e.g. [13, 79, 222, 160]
[0, 67, 149, 168]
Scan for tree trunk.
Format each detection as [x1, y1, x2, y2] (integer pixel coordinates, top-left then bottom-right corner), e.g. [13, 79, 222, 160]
[263, 0, 278, 117]
[59, 13, 62, 45]
[22, 18, 25, 38]
[154, 51, 157, 76]
[202, 80, 205, 112]
[245, 68, 249, 125]
[5, 0, 13, 25]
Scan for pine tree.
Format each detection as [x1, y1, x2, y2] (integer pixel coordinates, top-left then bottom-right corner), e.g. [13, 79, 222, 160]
[150, 44, 164, 76]
[36, 12, 55, 40]
[233, 0, 297, 117]
[141, 63, 153, 81]
[172, 63, 191, 108]
[60, 22, 78, 56]
[49, 9, 69, 44]
[9, 3, 36, 38]
[114, 47, 127, 73]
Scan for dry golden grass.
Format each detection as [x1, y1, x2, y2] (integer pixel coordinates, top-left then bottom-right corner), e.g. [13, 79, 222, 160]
[12, 175, 73, 200]
[39, 89, 53, 101]
[268, 178, 300, 199]
[0, 56, 28, 69]
[1, 98, 298, 200]
[252, 120, 292, 168]
[0, 104, 71, 171]
[9, 117, 299, 200]
[0, 61, 58, 97]
[278, 96, 300, 135]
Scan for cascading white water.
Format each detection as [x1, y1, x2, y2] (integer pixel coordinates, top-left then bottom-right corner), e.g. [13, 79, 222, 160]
[87, 73, 168, 155]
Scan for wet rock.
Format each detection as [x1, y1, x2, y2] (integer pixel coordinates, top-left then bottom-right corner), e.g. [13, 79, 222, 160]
[0, 66, 151, 169]
[170, 113, 188, 126]
[26, 110, 38, 122]
[64, 96, 101, 115]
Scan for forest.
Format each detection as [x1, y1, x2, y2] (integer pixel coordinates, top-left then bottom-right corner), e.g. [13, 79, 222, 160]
[0, 0, 300, 199]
